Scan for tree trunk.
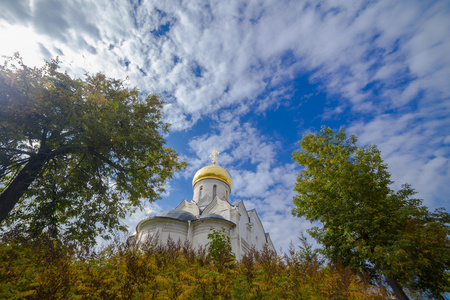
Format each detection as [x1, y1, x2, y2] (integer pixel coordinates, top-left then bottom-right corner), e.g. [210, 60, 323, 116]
[386, 276, 410, 300]
[0, 153, 48, 223]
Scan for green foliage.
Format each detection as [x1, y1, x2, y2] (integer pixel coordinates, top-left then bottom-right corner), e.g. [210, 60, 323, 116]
[292, 126, 450, 298]
[0, 54, 186, 245]
[206, 227, 235, 270]
[0, 231, 389, 299]
[295, 231, 324, 267]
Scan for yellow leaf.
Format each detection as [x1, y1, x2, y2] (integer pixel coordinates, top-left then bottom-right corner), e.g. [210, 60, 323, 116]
[15, 290, 37, 297]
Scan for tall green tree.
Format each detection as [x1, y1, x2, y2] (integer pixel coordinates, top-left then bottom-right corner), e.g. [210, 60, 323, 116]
[292, 126, 449, 300]
[0, 54, 186, 244]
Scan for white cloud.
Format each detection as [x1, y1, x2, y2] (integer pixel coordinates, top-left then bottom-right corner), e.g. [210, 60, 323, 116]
[349, 108, 450, 209]
[2, 1, 449, 121]
[1, 0, 449, 250]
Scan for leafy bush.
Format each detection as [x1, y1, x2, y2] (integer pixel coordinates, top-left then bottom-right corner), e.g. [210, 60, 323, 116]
[206, 227, 235, 271]
[0, 229, 389, 299]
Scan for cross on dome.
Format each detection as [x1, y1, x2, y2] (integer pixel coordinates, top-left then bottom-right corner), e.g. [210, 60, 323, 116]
[209, 150, 220, 165]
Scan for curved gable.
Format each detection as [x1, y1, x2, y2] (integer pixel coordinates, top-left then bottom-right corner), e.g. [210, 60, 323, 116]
[202, 196, 232, 220]
[176, 199, 200, 216]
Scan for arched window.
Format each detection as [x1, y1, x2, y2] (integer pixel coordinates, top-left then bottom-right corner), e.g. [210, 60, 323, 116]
[213, 185, 217, 199]
[199, 186, 203, 200]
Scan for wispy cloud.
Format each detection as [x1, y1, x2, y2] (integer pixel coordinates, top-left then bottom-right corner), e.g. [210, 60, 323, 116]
[1, 0, 449, 250]
[349, 106, 450, 208]
[3, 1, 448, 123]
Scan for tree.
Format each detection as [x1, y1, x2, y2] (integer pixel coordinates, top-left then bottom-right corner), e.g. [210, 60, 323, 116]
[292, 126, 449, 299]
[207, 227, 235, 270]
[0, 54, 186, 245]
[296, 231, 324, 267]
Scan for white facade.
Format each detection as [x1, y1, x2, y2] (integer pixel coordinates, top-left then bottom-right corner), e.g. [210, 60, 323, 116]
[132, 164, 275, 259]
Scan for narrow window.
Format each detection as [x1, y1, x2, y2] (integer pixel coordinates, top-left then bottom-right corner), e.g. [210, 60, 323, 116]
[213, 185, 217, 199]
[199, 186, 203, 200]
[226, 190, 228, 201]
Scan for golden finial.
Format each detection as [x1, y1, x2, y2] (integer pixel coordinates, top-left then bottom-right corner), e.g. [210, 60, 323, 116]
[210, 150, 220, 165]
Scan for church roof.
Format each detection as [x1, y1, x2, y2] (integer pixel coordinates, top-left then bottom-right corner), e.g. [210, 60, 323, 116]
[199, 213, 226, 220]
[156, 209, 197, 221]
[192, 164, 233, 190]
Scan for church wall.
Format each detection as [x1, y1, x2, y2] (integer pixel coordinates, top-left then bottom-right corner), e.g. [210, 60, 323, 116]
[138, 218, 188, 245]
[236, 202, 251, 244]
[193, 178, 231, 205]
[234, 201, 253, 257]
[249, 210, 274, 252]
[191, 218, 234, 250]
[229, 207, 241, 259]
[266, 234, 275, 252]
[250, 220, 266, 252]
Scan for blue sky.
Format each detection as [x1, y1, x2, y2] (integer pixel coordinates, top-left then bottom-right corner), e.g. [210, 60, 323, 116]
[1, 0, 449, 252]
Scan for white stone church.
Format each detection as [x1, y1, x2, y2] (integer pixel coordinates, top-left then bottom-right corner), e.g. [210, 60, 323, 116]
[131, 152, 275, 259]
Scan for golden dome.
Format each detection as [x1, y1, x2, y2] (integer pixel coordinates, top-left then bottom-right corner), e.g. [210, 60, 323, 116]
[192, 164, 233, 190]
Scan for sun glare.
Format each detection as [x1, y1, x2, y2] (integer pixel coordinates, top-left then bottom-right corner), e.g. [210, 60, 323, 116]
[0, 23, 45, 66]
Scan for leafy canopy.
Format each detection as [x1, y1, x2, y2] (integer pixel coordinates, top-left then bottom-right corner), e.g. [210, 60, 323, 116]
[0, 54, 186, 244]
[292, 126, 449, 299]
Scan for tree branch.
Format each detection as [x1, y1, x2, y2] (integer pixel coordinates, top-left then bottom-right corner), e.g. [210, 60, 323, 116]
[0, 147, 34, 156]
[90, 149, 125, 173]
